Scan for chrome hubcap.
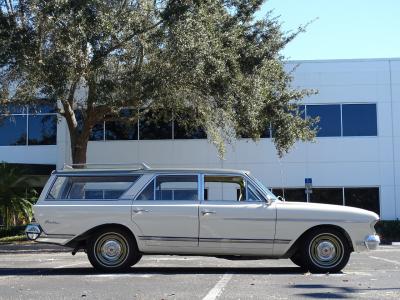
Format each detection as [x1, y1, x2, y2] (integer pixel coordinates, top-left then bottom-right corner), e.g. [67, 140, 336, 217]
[309, 233, 344, 268]
[316, 241, 336, 261]
[94, 233, 129, 267]
[101, 240, 122, 260]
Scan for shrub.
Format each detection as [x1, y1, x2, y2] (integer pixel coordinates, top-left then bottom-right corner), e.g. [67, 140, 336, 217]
[0, 225, 26, 238]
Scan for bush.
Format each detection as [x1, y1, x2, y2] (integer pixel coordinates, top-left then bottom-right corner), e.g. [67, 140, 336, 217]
[0, 225, 26, 238]
[375, 221, 400, 243]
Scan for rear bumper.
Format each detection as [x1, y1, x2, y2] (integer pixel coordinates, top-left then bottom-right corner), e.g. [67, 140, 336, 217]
[365, 234, 380, 250]
[25, 224, 42, 240]
[25, 223, 74, 245]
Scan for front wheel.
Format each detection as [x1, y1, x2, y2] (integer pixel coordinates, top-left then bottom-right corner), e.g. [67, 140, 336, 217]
[87, 227, 141, 272]
[301, 228, 351, 273]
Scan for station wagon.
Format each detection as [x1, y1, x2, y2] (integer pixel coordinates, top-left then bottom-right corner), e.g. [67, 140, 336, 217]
[26, 163, 380, 273]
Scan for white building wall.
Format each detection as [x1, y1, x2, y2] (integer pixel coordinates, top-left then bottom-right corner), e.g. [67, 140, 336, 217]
[72, 58, 399, 220]
[0, 58, 384, 220]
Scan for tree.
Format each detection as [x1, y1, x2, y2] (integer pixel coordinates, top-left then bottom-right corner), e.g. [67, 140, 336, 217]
[0, 0, 316, 164]
[0, 163, 37, 228]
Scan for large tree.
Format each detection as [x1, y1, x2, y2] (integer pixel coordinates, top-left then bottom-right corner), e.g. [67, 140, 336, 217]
[0, 0, 316, 164]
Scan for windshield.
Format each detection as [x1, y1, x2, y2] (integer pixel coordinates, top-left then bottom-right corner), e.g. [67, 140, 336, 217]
[247, 174, 278, 201]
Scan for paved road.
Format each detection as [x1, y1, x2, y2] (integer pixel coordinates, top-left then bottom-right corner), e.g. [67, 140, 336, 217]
[0, 244, 399, 299]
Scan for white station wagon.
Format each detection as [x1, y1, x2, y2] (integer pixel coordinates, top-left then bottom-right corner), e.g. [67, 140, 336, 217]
[26, 163, 380, 273]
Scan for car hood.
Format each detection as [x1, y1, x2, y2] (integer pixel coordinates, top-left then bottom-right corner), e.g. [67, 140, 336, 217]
[275, 201, 379, 223]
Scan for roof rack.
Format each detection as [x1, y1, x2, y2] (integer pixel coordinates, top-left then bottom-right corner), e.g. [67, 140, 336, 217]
[63, 162, 151, 170]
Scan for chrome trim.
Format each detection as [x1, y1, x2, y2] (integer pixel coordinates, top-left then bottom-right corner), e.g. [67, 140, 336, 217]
[223, 217, 275, 222]
[139, 236, 197, 242]
[200, 238, 276, 244]
[138, 236, 291, 244]
[364, 234, 380, 250]
[277, 218, 370, 224]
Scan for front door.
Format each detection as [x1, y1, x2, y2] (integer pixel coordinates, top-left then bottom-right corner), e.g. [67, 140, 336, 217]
[199, 174, 276, 255]
[132, 174, 199, 248]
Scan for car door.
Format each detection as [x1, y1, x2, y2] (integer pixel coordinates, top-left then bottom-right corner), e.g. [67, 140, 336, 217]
[131, 174, 200, 248]
[199, 174, 276, 255]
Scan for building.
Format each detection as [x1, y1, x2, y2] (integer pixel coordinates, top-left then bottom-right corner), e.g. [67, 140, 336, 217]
[1, 58, 399, 220]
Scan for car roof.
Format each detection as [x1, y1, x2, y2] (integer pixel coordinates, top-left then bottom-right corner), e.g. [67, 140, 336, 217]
[53, 167, 250, 176]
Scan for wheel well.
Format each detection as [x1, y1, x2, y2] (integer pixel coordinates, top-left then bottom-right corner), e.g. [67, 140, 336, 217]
[65, 223, 137, 250]
[284, 224, 354, 258]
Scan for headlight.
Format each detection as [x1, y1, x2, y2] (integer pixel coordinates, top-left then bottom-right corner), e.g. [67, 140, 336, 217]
[25, 224, 41, 240]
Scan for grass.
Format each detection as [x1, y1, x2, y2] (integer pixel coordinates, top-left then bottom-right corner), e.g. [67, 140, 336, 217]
[0, 234, 27, 244]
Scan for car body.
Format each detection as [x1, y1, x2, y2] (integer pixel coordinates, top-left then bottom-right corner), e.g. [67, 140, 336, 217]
[26, 164, 380, 272]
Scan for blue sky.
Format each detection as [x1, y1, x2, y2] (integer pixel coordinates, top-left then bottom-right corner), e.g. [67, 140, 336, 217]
[258, 0, 399, 60]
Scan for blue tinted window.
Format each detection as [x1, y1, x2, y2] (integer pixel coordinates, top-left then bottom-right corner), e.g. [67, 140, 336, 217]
[104, 190, 125, 199]
[29, 104, 57, 114]
[307, 105, 341, 137]
[105, 108, 138, 140]
[297, 105, 306, 119]
[0, 104, 26, 114]
[85, 190, 103, 199]
[106, 121, 137, 140]
[0, 115, 27, 145]
[139, 111, 172, 140]
[174, 123, 206, 139]
[28, 115, 57, 145]
[342, 104, 377, 136]
[89, 123, 104, 141]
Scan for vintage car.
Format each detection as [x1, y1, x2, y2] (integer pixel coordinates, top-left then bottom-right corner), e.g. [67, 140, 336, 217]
[26, 163, 380, 273]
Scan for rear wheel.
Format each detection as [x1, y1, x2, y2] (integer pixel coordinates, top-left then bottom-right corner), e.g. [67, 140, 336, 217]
[301, 228, 351, 273]
[87, 227, 141, 272]
[290, 252, 306, 269]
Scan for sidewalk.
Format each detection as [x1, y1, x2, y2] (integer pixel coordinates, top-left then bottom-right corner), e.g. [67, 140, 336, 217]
[0, 241, 70, 253]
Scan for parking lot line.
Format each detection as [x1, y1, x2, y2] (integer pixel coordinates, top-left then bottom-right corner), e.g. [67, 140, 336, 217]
[202, 273, 233, 300]
[368, 256, 400, 266]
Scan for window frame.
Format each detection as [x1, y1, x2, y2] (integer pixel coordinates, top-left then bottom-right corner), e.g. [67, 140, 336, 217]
[45, 174, 141, 201]
[201, 173, 267, 203]
[134, 173, 201, 201]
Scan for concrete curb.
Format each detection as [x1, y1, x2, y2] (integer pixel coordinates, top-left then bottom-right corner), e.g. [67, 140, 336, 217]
[0, 242, 70, 253]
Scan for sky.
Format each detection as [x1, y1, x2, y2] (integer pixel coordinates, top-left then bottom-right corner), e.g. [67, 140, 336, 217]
[257, 0, 399, 60]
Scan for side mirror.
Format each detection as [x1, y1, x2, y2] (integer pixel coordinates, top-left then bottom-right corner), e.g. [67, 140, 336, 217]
[277, 195, 286, 202]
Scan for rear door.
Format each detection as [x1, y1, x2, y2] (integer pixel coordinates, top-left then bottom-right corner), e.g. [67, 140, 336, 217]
[131, 174, 200, 248]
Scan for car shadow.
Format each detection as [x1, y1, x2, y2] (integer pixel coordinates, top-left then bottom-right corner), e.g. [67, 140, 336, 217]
[0, 266, 305, 276]
[288, 284, 400, 299]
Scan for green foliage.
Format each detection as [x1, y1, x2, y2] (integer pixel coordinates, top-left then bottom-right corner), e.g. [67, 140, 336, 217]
[0, 0, 316, 162]
[0, 226, 25, 239]
[375, 221, 400, 243]
[0, 163, 38, 228]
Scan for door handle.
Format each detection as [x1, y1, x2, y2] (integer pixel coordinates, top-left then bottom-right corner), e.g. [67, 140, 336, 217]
[132, 208, 150, 214]
[201, 210, 216, 216]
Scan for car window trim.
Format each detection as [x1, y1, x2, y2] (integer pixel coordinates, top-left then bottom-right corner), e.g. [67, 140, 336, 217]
[134, 173, 201, 202]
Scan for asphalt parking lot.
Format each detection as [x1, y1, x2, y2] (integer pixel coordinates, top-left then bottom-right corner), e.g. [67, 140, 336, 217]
[0, 244, 399, 299]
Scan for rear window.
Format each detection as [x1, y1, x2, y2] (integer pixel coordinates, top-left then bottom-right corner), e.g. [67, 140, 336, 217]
[46, 175, 140, 200]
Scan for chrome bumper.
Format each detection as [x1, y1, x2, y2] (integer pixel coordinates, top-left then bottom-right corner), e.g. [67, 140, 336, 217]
[365, 234, 380, 250]
[25, 224, 42, 240]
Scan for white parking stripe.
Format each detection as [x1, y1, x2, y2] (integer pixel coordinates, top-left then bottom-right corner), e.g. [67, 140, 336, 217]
[53, 262, 87, 269]
[202, 273, 233, 300]
[369, 256, 400, 266]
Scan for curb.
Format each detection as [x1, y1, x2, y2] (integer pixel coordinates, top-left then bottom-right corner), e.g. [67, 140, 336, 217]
[0, 242, 70, 253]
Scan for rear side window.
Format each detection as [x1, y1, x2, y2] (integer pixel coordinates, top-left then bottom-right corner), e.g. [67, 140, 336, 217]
[46, 175, 140, 200]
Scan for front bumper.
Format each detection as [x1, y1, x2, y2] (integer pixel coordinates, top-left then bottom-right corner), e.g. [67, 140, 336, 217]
[365, 234, 380, 250]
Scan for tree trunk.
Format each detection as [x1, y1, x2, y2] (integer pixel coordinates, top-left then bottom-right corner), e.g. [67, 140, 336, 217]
[71, 137, 89, 165]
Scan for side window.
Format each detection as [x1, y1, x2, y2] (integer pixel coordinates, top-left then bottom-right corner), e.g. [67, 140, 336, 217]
[46, 176, 140, 200]
[136, 179, 155, 200]
[136, 175, 199, 201]
[204, 175, 246, 201]
[247, 183, 265, 202]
